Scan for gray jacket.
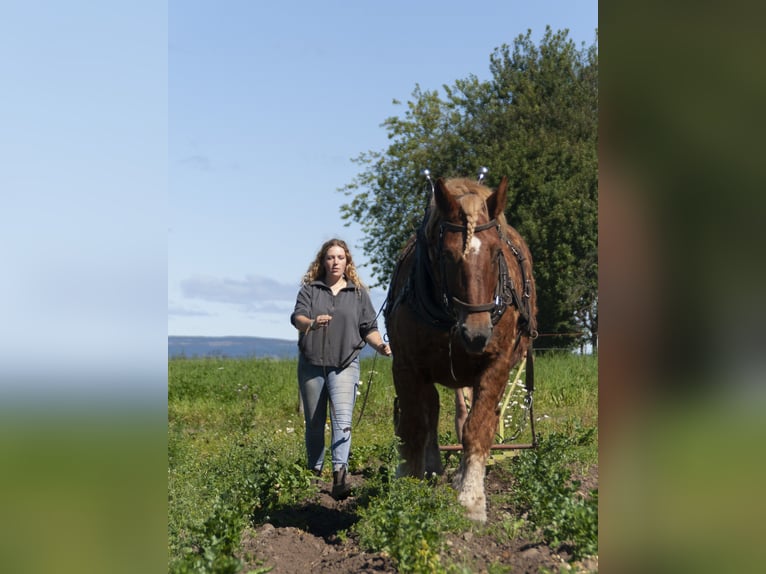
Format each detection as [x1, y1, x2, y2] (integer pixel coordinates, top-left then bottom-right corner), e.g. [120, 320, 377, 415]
[290, 281, 379, 369]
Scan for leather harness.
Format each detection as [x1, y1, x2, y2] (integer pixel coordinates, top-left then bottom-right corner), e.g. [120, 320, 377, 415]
[385, 212, 536, 339]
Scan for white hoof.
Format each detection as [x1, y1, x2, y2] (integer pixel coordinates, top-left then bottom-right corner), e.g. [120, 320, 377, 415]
[458, 492, 487, 522]
[456, 454, 487, 521]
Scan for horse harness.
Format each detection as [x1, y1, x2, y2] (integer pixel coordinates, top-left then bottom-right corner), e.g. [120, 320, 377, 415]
[384, 172, 539, 449]
[385, 213, 536, 342]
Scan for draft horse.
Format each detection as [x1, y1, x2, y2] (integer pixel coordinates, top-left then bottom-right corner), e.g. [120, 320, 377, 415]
[384, 176, 537, 521]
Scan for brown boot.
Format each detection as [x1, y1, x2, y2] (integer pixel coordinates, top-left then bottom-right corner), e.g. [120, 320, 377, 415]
[331, 467, 352, 500]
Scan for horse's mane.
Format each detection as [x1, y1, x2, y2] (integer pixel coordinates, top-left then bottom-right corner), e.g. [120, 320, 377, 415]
[424, 178, 508, 256]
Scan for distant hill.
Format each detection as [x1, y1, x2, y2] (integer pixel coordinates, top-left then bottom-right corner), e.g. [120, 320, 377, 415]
[168, 336, 297, 359]
[168, 336, 376, 360]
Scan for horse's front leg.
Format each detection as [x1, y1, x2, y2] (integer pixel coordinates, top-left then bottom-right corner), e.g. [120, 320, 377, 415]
[453, 380, 503, 522]
[423, 387, 444, 477]
[395, 375, 443, 479]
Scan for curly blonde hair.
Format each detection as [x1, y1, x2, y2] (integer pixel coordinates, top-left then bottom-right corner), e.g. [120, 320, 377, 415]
[301, 238, 367, 289]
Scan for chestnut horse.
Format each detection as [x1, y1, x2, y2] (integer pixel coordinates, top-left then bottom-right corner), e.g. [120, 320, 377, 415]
[384, 176, 537, 521]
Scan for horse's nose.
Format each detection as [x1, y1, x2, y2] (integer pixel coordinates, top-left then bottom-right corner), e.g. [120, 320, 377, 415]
[459, 322, 492, 354]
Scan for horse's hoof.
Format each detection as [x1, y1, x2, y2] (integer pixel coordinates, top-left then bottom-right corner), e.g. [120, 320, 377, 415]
[458, 492, 487, 522]
[466, 508, 487, 522]
[467, 512, 487, 523]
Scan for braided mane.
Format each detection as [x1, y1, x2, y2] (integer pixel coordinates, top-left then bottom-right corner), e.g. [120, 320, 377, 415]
[425, 177, 508, 256]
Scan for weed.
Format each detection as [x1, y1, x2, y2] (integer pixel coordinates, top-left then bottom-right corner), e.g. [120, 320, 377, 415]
[508, 428, 598, 560]
[169, 354, 598, 572]
[354, 477, 470, 573]
[486, 562, 514, 574]
[485, 511, 527, 545]
[169, 433, 316, 573]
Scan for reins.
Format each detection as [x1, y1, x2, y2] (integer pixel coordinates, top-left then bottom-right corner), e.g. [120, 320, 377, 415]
[355, 298, 387, 426]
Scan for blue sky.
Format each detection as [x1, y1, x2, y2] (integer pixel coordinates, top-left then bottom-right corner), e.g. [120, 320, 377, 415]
[169, 0, 598, 342]
[1, 2, 596, 396]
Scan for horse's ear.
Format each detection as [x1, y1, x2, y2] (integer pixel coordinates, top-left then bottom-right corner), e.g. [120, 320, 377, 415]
[487, 176, 508, 220]
[435, 178, 460, 219]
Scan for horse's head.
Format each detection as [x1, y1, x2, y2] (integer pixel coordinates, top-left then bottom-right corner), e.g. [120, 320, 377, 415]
[432, 177, 509, 354]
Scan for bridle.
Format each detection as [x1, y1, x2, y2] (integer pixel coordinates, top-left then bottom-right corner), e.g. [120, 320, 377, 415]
[384, 169, 537, 340]
[436, 218, 511, 326]
[414, 211, 537, 382]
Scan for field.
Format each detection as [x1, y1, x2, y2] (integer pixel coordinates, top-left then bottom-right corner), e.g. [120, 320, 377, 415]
[168, 352, 598, 573]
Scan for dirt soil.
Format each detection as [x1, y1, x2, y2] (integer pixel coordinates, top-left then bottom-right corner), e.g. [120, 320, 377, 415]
[237, 463, 598, 573]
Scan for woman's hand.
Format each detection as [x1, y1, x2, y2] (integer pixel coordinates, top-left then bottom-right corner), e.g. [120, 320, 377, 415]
[300, 315, 332, 333]
[376, 342, 392, 356]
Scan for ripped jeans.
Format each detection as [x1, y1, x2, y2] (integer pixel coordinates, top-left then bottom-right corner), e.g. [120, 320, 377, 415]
[298, 355, 359, 472]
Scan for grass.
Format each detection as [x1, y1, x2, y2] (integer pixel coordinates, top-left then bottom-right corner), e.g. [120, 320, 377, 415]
[168, 351, 597, 573]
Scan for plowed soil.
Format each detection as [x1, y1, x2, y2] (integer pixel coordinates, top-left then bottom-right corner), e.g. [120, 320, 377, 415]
[237, 464, 598, 573]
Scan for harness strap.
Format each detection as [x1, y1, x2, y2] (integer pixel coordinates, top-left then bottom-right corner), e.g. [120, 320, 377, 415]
[451, 296, 497, 314]
[502, 236, 538, 339]
[441, 220, 499, 233]
[386, 215, 536, 340]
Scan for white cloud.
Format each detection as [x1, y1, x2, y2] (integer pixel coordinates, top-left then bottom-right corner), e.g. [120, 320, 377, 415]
[179, 154, 211, 171]
[180, 274, 297, 306]
[168, 304, 211, 317]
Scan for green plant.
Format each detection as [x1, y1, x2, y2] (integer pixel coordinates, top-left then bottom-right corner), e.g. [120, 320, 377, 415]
[484, 511, 527, 545]
[354, 477, 470, 573]
[486, 562, 513, 574]
[169, 354, 598, 572]
[169, 429, 316, 573]
[508, 428, 598, 560]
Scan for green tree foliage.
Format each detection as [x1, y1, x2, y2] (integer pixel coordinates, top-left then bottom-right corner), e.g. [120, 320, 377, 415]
[340, 27, 598, 350]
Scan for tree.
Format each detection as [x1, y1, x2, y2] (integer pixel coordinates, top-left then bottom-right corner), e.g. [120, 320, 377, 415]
[340, 27, 598, 351]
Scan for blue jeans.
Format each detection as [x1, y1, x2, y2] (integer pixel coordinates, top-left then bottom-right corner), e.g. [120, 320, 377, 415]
[298, 356, 360, 472]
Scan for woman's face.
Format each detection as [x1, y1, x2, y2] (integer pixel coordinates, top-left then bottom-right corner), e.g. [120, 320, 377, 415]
[323, 245, 347, 281]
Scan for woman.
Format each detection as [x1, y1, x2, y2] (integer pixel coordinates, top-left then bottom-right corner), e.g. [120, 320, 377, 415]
[290, 238, 391, 500]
